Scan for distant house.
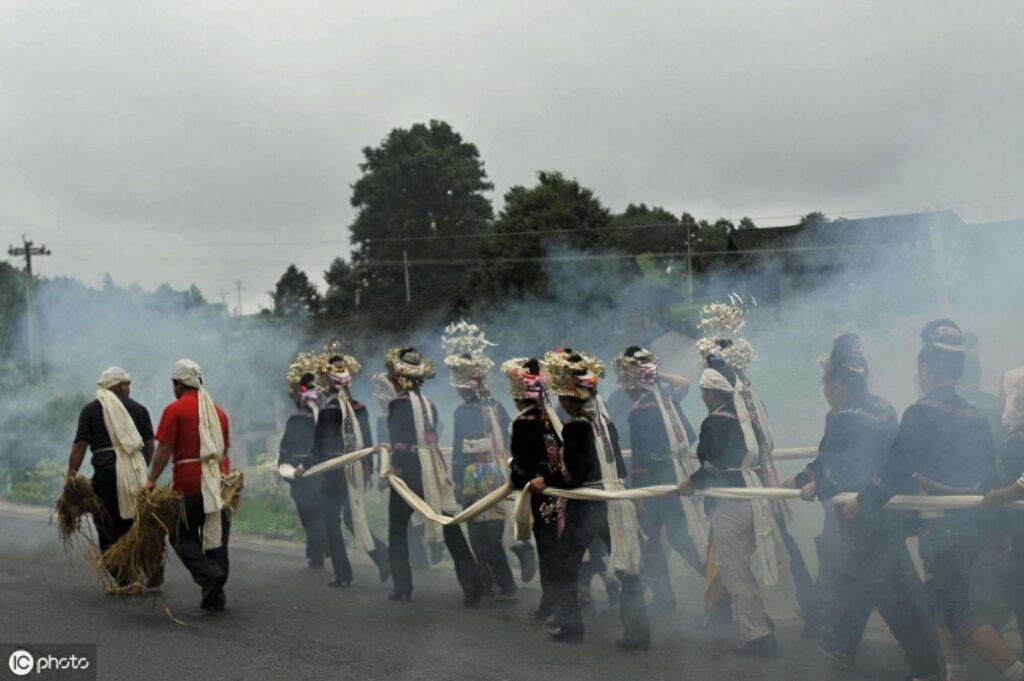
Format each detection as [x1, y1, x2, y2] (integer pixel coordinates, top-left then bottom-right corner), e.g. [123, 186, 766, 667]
[722, 210, 977, 307]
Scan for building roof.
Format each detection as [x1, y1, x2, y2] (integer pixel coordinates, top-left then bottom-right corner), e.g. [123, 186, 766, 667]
[728, 210, 967, 254]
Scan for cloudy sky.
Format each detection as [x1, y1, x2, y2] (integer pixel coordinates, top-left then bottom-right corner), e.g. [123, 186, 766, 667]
[2, 0, 1022, 311]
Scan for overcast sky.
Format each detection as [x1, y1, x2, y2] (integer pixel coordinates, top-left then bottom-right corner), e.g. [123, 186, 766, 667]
[2, 0, 1022, 311]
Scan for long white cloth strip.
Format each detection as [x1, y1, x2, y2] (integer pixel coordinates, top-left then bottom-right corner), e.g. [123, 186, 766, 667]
[388, 475, 514, 527]
[645, 384, 709, 564]
[195, 387, 227, 552]
[588, 406, 642, 575]
[95, 388, 148, 520]
[409, 392, 459, 544]
[278, 447, 377, 480]
[700, 370, 790, 587]
[481, 402, 517, 548]
[337, 395, 376, 553]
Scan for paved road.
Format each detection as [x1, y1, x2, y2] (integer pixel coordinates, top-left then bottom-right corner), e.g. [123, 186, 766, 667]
[0, 506, 1007, 681]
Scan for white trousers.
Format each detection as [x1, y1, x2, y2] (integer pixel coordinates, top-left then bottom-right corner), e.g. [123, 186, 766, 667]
[711, 498, 772, 643]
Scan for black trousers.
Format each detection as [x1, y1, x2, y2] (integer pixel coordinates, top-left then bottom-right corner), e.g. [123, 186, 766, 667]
[533, 498, 559, 613]
[638, 494, 704, 606]
[468, 519, 516, 593]
[550, 500, 650, 644]
[322, 479, 354, 583]
[388, 457, 482, 598]
[994, 530, 1024, 647]
[807, 504, 853, 628]
[170, 495, 231, 590]
[828, 518, 940, 679]
[91, 465, 133, 554]
[288, 477, 326, 564]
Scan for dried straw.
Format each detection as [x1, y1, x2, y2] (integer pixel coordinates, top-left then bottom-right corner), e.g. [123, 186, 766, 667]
[99, 488, 182, 589]
[221, 470, 245, 519]
[54, 474, 105, 549]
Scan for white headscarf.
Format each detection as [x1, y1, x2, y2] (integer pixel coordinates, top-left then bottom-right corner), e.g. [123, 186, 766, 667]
[1003, 367, 1024, 432]
[95, 367, 147, 519]
[172, 359, 227, 550]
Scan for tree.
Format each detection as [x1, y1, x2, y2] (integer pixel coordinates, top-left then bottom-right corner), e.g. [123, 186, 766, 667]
[606, 204, 680, 255]
[800, 211, 828, 226]
[187, 284, 206, 308]
[469, 170, 613, 301]
[272, 265, 321, 318]
[322, 257, 361, 319]
[347, 120, 494, 311]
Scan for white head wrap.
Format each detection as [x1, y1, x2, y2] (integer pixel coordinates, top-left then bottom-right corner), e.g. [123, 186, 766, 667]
[1003, 367, 1024, 432]
[172, 359, 204, 389]
[98, 366, 131, 390]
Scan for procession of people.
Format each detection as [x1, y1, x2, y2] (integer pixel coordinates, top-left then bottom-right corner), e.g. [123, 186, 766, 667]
[62, 306, 1024, 681]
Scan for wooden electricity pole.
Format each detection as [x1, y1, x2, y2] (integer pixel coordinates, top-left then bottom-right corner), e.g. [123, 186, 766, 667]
[8, 236, 51, 382]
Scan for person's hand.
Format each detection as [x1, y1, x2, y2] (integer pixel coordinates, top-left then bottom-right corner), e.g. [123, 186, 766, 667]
[530, 477, 546, 492]
[982, 490, 1005, 506]
[143, 479, 156, 493]
[66, 469, 77, 480]
[293, 465, 305, 479]
[800, 482, 817, 501]
[677, 479, 696, 497]
[842, 497, 861, 521]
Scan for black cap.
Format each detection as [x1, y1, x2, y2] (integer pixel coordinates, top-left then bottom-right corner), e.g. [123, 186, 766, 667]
[921, 319, 964, 352]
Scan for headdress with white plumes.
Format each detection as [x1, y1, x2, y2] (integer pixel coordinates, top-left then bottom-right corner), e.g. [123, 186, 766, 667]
[287, 351, 325, 395]
[696, 293, 758, 372]
[442, 319, 496, 390]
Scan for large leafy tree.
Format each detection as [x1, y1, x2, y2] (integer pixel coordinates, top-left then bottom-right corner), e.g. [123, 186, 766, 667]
[322, 256, 361, 320]
[348, 120, 494, 311]
[470, 170, 615, 301]
[272, 265, 321, 318]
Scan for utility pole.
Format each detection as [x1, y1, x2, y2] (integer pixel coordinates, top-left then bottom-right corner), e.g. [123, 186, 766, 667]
[8, 236, 51, 382]
[403, 250, 411, 304]
[685, 223, 694, 304]
[234, 279, 245, 316]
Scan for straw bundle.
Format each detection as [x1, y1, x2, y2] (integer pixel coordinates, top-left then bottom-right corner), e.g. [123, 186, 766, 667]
[222, 470, 245, 518]
[99, 488, 182, 589]
[54, 474, 105, 549]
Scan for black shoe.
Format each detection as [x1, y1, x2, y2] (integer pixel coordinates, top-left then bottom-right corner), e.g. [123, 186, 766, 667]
[200, 574, 227, 611]
[546, 623, 583, 643]
[734, 634, 778, 658]
[327, 579, 351, 588]
[388, 590, 412, 602]
[817, 645, 855, 670]
[616, 638, 650, 651]
[463, 594, 481, 608]
[511, 542, 537, 583]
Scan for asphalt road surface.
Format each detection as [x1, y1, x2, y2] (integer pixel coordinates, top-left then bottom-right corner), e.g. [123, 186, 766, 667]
[0, 504, 1010, 681]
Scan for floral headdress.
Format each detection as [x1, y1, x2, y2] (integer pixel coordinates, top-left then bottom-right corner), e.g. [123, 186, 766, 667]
[319, 338, 362, 390]
[613, 347, 660, 390]
[502, 357, 547, 401]
[385, 346, 436, 392]
[544, 350, 604, 399]
[442, 319, 495, 391]
[696, 294, 757, 373]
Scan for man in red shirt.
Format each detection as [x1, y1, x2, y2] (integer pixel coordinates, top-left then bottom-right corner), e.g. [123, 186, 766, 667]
[146, 359, 232, 612]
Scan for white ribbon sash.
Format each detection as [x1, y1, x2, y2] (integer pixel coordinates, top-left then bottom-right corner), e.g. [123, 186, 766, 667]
[590, 408, 642, 575]
[95, 388, 148, 520]
[645, 385, 709, 564]
[196, 388, 226, 552]
[337, 396, 376, 554]
[408, 392, 458, 543]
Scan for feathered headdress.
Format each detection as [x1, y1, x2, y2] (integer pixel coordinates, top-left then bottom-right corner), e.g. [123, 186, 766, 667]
[696, 294, 757, 373]
[385, 346, 436, 392]
[502, 357, 547, 401]
[614, 347, 660, 390]
[442, 319, 495, 390]
[544, 350, 604, 399]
